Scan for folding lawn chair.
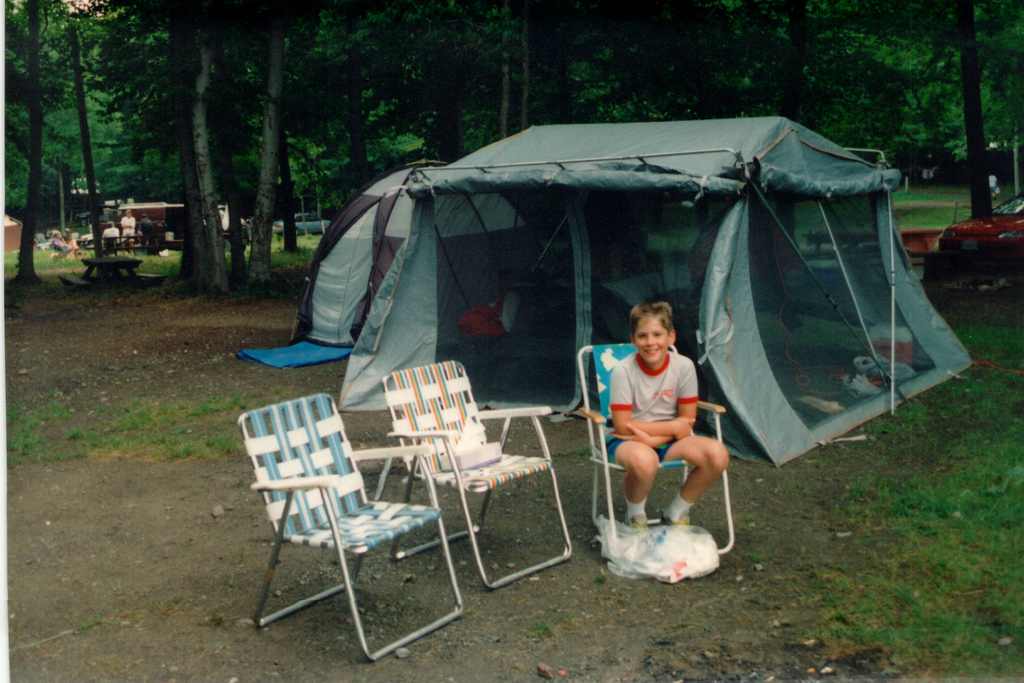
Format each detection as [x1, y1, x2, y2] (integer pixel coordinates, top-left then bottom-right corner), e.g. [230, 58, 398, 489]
[576, 344, 735, 552]
[381, 361, 573, 589]
[238, 393, 463, 661]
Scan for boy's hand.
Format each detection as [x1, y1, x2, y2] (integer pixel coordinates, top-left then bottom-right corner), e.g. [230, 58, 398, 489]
[627, 424, 672, 448]
[672, 417, 696, 441]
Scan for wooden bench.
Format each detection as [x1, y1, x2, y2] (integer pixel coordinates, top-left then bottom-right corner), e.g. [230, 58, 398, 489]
[59, 274, 92, 288]
[133, 273, 167, 287]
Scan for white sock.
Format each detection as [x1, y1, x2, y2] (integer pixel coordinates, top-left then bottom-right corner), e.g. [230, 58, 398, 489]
[625, 497, 647, 521]
[665, 493, 693, 521]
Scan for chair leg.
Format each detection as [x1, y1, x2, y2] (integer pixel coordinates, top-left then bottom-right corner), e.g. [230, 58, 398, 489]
[717, 470, 736, 555]
[389, 458, 475, 562]
[253, 492, 350, 627]
[476, 489, 494, 528]
[461, 418, 573, 590]
[372, 457, 393, 501]
[325, 493, 463, 661]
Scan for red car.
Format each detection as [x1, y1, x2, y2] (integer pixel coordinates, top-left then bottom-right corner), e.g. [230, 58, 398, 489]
[938, 193, 1024, 258]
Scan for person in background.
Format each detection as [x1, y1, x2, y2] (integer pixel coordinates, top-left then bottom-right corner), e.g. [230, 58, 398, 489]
[138, 214, 154, 251]
[49, 230, 80, 258]
[989, 174, 1000, 200]
[120, 209, 137, 251]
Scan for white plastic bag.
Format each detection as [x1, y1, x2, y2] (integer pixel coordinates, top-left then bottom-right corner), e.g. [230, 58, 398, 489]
[452, 420, 502, 470]
[595, 516, 719, 583]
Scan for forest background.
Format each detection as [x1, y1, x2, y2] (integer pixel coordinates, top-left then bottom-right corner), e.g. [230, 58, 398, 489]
[5, 0, 1024, 290]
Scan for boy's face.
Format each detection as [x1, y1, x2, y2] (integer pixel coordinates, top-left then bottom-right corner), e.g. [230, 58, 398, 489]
[631, 316, 676, 369]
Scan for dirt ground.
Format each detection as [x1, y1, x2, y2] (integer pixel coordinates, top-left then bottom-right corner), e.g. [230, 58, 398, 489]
[6, 276, 1006, 682]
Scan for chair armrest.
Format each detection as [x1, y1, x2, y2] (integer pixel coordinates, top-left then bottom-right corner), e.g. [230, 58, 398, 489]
[697, 400, 727, 415]
[388, 429, 458, 441]
[251, 475, 345, 493]
[572, 407, 606, 424]
[477, 406, 553, 420]
[350, 444, 432, 462]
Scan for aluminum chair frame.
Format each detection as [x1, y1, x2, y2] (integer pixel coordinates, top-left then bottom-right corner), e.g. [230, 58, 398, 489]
[380, 361, 573, 589]
[239, 393, 463, 661]
[576, 345, 735, 552]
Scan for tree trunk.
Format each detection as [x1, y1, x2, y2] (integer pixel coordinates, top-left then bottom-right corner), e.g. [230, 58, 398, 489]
[780, 0, 807, 123]
[499, 0, 511, 138]
[519, 0, 530, 131]
[209, 30, 246, 288]
[16, 0, 43, 284]
[70, 21, 104, 258]
[190, 32, 229, 293]
[437, 71, 464, 162]
[249, 15, 286, 284]
[957, 0, 992, 218]
[279, 129, 297, 253]
[346, 14, 369, 186]
[170, 12, 200, 280]
[555, 21, 571, 123]
[215, 136, 247, 287]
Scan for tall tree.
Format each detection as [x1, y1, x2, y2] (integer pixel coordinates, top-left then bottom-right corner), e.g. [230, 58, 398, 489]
[780, 0, 808, 122]
[190, 29, 229, 293]
[957, 0, 991, 218]
[170, 11, 201, 280]
[519, 0, 530, 131]
[279, 128, 298, 253]
[345, 12, 369, 186]
[68, 18, 104, 257]
[249, 14, 286, 284]
[499, 0, 511, 138]
[14, 0, 44, 285]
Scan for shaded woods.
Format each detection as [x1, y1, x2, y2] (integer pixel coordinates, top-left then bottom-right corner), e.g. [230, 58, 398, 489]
[6, 0, 1023, 289]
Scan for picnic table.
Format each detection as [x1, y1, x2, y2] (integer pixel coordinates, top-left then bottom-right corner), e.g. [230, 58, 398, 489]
[82, 256, 144, 283]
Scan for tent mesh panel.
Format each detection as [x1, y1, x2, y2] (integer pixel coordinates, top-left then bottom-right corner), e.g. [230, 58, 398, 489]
[433, 191, 577, 408]
[749, 194, 935, 428]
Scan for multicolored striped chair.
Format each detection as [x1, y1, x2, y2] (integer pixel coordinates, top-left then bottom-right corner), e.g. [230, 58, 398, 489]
[576, 344, 735, 551]
[238, 393, 463, 661]
[382, 361, 573, 589]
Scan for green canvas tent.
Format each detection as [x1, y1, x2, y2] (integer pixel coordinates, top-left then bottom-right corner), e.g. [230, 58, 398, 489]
[338, 117, 971, 464]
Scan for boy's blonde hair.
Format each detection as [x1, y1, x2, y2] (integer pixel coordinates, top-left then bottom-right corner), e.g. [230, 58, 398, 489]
[629, 301, 674, 335]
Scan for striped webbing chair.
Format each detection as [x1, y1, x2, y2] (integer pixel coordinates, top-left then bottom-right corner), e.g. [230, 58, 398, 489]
[575, 344, 735, 551]
[381, 361, 573, 589]
[238, 393, 463, 661]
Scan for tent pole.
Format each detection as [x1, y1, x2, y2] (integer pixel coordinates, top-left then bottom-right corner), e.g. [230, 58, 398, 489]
[887, 191, 897, 415]
[749, 183, 894, 388]
[816, 202, 884, 371]
[415, 148, 743, 173]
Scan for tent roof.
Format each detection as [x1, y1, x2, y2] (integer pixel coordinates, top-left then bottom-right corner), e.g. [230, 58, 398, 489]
[408, 117, 901, 198]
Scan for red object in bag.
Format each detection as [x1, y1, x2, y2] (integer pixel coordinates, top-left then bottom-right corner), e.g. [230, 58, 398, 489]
[458, 301, 506, 337]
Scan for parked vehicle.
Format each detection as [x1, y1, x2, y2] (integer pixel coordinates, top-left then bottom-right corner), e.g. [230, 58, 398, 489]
[273, 212, 329, 236]
[938, 193, 1024, 258]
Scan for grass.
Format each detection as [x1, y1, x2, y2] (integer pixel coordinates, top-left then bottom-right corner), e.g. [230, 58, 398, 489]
[7, 393, 249, 465]
[4, 234, 323, 284]
[818, 320, 1024, 676]
[891, 184, 1018, 228]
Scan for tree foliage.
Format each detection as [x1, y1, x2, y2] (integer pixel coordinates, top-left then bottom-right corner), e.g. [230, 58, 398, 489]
[5, 0, 1023, 286]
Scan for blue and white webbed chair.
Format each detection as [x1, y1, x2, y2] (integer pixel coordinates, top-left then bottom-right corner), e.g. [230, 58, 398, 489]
[575, 344, 735, 552]
[238, 393, 463, 661]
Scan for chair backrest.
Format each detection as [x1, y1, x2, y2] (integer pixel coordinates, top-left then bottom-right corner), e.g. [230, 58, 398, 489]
[589, 343, 638, 420]
[383, 361, 483, 474]
[238, 393, 365, 537]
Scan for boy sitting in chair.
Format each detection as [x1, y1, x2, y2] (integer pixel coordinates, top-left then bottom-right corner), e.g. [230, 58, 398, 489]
[609, 301, 729, 530]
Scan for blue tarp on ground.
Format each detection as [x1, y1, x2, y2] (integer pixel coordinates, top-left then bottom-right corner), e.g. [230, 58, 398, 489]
[236, 341, 352, 369]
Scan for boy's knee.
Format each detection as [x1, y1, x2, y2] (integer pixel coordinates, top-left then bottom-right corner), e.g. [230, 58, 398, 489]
[624, 450, 659, 479]
[709, 443, 729, 473]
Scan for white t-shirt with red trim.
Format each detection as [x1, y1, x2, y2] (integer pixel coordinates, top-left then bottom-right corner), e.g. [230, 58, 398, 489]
[609, 352, 698, 422]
